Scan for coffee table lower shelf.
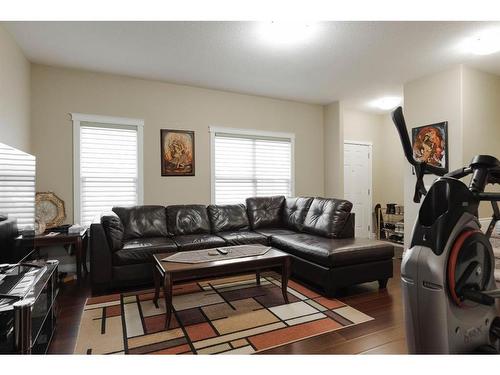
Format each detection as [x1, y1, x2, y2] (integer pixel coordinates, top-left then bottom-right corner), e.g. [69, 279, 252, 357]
[152, 247, 291, 330]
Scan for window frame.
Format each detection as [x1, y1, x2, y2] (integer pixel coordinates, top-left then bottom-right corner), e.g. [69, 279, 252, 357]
[209, 126, 295, 205]
[71, 113, 144, 225]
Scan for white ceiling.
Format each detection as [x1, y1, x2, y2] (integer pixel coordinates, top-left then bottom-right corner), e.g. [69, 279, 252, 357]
[4, 21, 500, 112]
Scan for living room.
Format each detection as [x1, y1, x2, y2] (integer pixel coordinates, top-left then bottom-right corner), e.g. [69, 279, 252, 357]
[1, 0, 500, 370]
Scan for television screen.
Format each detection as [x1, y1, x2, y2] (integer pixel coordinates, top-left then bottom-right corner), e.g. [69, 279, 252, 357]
[0, 142, 36, 264]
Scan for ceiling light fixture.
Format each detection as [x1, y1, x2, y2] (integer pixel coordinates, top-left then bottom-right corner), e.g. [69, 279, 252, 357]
[257, 21, 318, 47]
[371, 96, 402, 111]
[459, 28, 500, 56]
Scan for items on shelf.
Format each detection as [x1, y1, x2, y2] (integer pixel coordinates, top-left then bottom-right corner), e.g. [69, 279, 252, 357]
[375, 204, 404, 245]
[68, 224, 84, 234]
[49, 224, 71, 234]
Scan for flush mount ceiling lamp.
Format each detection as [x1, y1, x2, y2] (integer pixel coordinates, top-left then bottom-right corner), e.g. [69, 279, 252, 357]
[256, 21, 318, 47]
[371, 96, 402, 111]
[459, 28, 500, 56]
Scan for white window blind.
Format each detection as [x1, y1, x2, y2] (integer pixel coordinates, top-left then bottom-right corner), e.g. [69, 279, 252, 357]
[213, 131, 293, 205]
[0, 142, 36, 229]
[79, 123, 139, 227]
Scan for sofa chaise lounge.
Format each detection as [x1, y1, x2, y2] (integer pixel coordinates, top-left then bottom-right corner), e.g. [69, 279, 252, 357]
[89, 196, 394, 295]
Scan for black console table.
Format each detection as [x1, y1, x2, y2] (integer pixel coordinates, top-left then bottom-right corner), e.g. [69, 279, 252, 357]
[0, 260, 59, 354]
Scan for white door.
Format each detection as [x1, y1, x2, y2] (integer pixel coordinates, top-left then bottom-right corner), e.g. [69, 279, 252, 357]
[344, 142, 372, 238]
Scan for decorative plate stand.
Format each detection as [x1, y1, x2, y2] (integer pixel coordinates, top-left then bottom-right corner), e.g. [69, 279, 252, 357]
[35, 192, 66, 229]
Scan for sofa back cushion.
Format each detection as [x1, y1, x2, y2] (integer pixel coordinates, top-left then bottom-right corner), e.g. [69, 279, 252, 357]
[166, 205, 211, 235]
[302, 197, 353, 238]
[112, 206, 168, 239]
[246, 196, 285, 230]
[283, 197, 313, 231]
[101, 213, 124, 251]
[207, 204, 249, 233]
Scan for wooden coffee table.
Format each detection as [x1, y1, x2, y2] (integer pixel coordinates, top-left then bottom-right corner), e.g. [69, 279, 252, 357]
[152, 246, 291, 329]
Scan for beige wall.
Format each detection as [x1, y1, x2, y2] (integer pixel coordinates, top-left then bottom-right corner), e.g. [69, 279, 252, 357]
[462, 66, 500, 218]
[27, 59, 500, 237]
[343, 109, 404, 208]
[31, 64, 325, 223]
[403, 65, 500, 242]
[324, 101, 344, 198]
[0, 26, 30, 153]
[462, 67, 500, 160]
[378, 114, 405, 206]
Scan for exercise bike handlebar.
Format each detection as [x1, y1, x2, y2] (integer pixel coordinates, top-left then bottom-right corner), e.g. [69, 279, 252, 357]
[391, 106, 446, 177]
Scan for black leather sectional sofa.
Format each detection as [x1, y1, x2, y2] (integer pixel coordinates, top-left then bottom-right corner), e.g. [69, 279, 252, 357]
[90, 196, 394, 295]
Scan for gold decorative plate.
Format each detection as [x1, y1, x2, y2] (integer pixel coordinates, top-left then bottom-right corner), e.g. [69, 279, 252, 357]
[35, 192, 66, 228]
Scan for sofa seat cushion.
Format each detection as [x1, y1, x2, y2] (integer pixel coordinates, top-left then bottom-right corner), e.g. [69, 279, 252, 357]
[172, 234, 226, 251]
[255, 228, 297, 237]
[167, 205, 211, 235]
[113, 237, 177, 266]
[302, 198, 353, 238]
[217, 231, 268, 246]
[270, 234, 394, 268]
[207, 204, 250, 232]
[112, 205, 168, 239]
[246, 196, 285, 230]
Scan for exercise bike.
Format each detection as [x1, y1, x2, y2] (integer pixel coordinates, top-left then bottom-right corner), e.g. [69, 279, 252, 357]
[391, 106, 500, 354]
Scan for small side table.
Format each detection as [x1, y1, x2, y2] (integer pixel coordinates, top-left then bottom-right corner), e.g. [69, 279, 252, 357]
[34, 229, 89, 280]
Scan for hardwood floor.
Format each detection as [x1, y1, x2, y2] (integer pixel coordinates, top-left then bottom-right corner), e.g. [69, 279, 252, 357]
[48, 277, 91, 354]
[264, 258, 407, 354]
[48, 258, 407, 354]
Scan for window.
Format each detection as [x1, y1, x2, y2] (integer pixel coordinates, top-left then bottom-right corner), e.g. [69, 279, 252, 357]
[211, 128, 294, 205]
[72, 114, 144, 227]
[0, 142, 36, 229]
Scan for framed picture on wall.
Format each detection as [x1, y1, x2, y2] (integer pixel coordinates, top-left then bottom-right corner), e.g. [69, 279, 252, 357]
[411, 121, 448, 173]
[160, 129, 195, 176]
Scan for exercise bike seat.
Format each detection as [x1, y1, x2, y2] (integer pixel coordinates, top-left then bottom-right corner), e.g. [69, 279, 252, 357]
[470, 155, 500, 169]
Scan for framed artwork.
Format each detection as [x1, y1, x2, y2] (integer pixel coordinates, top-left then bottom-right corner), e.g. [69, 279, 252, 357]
[160, 129, 195, 176]
[411, 121, 448, 173]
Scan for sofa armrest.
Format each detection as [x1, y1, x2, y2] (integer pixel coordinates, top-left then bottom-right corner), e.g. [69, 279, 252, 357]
[337, 213, 355, 238]
[89, 222, 113, 286]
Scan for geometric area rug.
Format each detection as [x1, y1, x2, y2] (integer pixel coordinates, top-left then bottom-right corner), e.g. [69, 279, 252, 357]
[74, 272, 373, 354]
